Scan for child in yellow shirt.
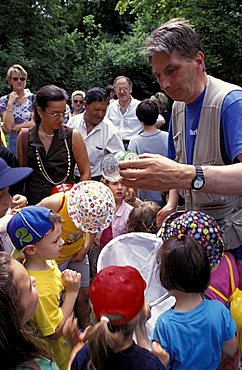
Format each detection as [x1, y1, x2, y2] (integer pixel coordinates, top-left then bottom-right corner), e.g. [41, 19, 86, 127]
[7, 205, 81, 370]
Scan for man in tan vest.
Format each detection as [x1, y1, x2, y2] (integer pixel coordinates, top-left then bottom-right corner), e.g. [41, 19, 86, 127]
[118, 18, 242, 252]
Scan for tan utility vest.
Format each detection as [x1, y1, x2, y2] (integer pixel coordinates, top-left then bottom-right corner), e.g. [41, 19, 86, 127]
[172, 75, 242, 249]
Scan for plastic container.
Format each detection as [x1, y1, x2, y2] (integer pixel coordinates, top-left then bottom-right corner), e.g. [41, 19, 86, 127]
[101, 151, 139, 181]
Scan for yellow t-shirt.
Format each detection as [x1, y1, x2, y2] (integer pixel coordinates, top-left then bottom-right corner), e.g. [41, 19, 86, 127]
[26, 261, 71, 370]
[56, 194, 86, 263]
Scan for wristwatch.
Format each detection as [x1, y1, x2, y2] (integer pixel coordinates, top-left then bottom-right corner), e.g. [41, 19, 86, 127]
[191, 165, 205, 190]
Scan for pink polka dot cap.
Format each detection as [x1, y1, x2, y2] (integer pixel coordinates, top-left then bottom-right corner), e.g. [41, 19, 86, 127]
[159, 210, 224, 267]
[67, 180, 115, 233]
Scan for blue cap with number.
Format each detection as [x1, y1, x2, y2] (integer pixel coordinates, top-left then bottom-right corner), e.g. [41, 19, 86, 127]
[7, 206, 53, 259]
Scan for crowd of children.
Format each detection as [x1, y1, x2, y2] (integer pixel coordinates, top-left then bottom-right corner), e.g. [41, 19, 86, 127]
[0, 157, 240, 369]
[0, 158, 240, 369]
[0, 76, 241, 369]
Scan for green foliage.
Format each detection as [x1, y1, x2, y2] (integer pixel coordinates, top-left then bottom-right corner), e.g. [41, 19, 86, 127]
[70, 23, 158, 99]
[0, 0, 240, 102]
[181, 0, 242, 84]
[116, 0, 242, 85]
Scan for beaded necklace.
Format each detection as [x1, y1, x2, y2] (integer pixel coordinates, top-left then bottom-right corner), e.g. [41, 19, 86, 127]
[39, 126, 54, 137]
[35, 138, 71, 185]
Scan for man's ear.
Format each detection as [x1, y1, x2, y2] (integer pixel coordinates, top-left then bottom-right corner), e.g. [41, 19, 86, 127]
[195, 51, 205, 71]
[24, 245, 36, 256]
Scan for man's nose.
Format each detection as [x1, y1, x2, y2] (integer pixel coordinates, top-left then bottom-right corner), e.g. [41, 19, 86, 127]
[159, 76, 170, 90]
[96, 110, 104, 116]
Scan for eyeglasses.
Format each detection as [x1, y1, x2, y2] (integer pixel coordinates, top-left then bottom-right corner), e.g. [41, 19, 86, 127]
[11, 77, 26, 82]
[115, 87, 129, 93]
[45, 111, 69, 120]
[74, 99, 83, 104]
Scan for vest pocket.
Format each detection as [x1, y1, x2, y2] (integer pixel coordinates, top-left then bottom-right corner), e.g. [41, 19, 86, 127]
[219, 208, 242, 250]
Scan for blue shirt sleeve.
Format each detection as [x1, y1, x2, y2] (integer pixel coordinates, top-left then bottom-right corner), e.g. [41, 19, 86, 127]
[128, 139, 138, 154]
[221, 90, 242, 162]
[152, 316, 170, 353]
[221, 304, 237, 341]
[168, 90, 242, 163]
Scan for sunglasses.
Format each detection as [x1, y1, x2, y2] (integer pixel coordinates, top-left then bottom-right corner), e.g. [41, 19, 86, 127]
[74, 99, 83, 104]
[11, 77, 26, 82]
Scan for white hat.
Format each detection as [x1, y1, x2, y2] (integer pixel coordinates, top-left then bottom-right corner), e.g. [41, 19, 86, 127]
[67, 180, 115, 233]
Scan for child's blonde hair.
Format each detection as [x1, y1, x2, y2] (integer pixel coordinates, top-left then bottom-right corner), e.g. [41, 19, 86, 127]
[87, 310, 141, 370]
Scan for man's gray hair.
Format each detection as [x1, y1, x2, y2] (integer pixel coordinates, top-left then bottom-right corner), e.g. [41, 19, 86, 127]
[113, 75, 132, 88]
[145, 18, 204, 60]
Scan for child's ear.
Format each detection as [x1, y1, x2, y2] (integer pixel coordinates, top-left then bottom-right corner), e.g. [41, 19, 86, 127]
[24, 245, 36, 256]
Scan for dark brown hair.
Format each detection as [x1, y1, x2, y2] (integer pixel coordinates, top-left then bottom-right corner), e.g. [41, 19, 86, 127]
[128, 201, 161, 234]
[136, 99, 159, 126]
[157, 236, 210, 293]
[34, 84, 68, 125]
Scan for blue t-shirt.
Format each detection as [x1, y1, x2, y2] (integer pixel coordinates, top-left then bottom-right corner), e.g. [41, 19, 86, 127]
[168, 90, 242, 164]
[71, 341, 166, 370]
[152, 299, 236, 370]
[128, 129, 169, 205]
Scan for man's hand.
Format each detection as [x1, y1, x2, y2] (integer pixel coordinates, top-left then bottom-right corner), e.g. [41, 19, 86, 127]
[119, 153, 191, 192]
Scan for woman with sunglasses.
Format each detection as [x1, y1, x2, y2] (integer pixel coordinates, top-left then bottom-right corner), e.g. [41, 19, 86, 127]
[17, 84, 91, 204]
[70, 90, 86, 117]
[0, 64, 35, 155]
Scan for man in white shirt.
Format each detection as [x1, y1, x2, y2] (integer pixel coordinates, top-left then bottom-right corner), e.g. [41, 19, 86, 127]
[107, 76, 165, 149]
[67, 87, 124, 180]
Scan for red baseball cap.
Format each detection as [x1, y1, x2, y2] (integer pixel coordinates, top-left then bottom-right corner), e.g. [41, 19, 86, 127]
[90, 265, 146, 325]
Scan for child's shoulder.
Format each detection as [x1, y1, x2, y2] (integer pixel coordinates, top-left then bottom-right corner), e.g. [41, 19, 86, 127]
[157, 299, 227, 321]
[204, 297, 226, 308]
[26, 261, 63, 296]
[203, 297, 231, 316]
[38, 192, 64, 213]
[25, 260, 59, 275]
[156, 307, 174, 324]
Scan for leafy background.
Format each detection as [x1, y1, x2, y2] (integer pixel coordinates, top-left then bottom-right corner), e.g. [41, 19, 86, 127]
[0, 0, 241, 102]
